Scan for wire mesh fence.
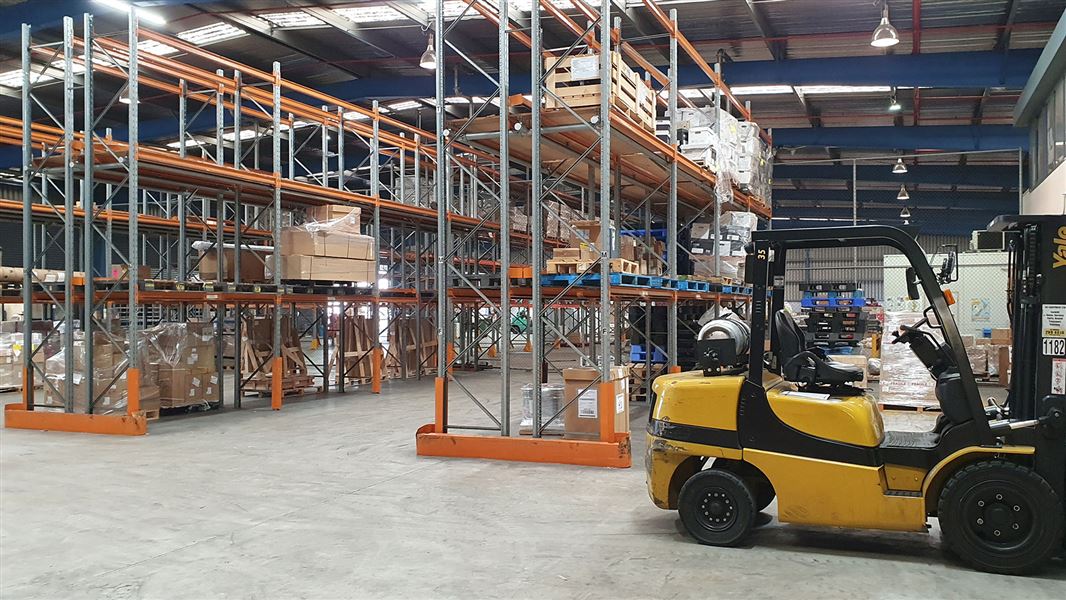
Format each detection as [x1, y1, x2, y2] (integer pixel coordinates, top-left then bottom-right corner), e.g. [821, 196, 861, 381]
[774, 149, 1022, 305]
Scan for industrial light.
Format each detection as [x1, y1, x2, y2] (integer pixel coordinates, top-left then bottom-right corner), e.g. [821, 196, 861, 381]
[94, 0, 168, 26]
[119, 90, 135, 104]
[888, 96, 902, 112]
[794, 85, 891, 95]
[897, 185, 910, 201]
[419, 34, 437, 70]
[892, 158, 908, 174]
[870, 3, 899, 48]
[900, 206, 911, 219]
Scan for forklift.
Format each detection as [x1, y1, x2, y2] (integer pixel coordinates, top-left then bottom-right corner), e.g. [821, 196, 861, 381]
[645, 217, 1066, 575]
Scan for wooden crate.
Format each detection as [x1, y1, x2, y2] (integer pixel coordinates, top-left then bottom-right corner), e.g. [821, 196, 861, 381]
[546, 258, 639, 275]
[240, 315, 314, 396]
[385, 316, 437, 379]
[544, 52, 655, 132]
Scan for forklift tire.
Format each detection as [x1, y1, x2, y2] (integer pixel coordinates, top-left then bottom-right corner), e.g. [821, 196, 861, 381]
[938, 460, 1064, 575]
[678, 468, 755, 547]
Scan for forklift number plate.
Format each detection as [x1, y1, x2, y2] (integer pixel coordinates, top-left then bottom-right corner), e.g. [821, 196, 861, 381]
[1043, 338, 1066, 357]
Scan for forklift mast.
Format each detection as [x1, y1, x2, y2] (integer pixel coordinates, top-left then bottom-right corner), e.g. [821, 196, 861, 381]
[991, 216, 1066, 421]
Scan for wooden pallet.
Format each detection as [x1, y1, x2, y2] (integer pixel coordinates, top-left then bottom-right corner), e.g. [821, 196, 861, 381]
[544, 52, 655, 132]
[243, 374, 317, 396]
[878, 402, 941, 413]
[142, 408, 160, 421]
[545, 258, 639, 275]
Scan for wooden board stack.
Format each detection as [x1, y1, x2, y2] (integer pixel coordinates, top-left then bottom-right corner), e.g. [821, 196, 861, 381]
[544, 52, 655, 132]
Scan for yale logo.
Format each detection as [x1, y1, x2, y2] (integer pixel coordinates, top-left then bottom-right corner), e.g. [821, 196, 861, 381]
[1056, 226, 1066, 269]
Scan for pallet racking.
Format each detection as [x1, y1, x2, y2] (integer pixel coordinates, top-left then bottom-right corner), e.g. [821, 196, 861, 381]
[415, 0, 771, 468]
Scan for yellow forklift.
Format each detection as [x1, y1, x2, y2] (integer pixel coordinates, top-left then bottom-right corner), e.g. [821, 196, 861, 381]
[646, 217, 1066, 574]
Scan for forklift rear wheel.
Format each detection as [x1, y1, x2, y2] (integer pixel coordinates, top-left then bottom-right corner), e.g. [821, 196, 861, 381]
[938, 460, 1064, 575]
[678, 468, 755, 547]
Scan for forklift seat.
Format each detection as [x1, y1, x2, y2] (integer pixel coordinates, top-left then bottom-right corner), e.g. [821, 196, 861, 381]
[775, 310, 864, 388]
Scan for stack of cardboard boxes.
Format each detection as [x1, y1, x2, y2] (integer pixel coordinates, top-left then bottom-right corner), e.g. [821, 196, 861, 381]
[562, 366, 630, 440]
[146, 322, 218, 409]
[271, 205, 376, 282]
[199, 248, 267, 282]
[41, 328, 160, 416]
[687, 211, 756, 280]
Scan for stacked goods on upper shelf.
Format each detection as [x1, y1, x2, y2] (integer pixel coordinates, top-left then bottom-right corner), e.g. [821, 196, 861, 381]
[677, 107, 773, 205]
[271, 204, 376, 283]
[144, 322, 218, 409]
[687, 211, 757, 281]
[199, 247, 268, 282]
[0, 267, 86, 284]
[545, 52, 655, 132]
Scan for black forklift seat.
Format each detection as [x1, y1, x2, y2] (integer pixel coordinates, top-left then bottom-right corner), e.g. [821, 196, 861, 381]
[775, 310, 864, 388]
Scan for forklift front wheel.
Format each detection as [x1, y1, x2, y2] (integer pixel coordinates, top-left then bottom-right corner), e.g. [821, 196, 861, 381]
[678, 468, 756, 547]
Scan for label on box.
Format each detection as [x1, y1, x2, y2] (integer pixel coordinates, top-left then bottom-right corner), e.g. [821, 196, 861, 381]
[1053, 359, 1066, 395]
[72, 373, 83, 385]
[1043, 304, 1066, 337]
[210, 375, 218, 384]
[577, 390, 598, 418]
[192, 377, 200, 387]
[615, 391, 625, 414]
[570, 55, 599, 80]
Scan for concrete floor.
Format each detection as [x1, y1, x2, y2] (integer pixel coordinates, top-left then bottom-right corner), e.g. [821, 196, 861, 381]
[2, 373, 1064, 599]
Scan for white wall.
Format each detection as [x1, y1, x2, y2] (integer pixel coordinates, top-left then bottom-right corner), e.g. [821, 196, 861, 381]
[1023, 160, 1066, 215]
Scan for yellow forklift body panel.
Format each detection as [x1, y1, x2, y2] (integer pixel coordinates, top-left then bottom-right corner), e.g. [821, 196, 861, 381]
[744, 449, 928, 531]
[766, 387, 886, 447]
[651, 372, 744, 431]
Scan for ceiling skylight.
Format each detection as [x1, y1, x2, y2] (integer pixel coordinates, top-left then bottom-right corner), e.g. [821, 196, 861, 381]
[388, 100, 424, 111]
[793, 85, 892, 95]
[176, 22, 247, 46]
[259, 12, 325, 28]
[138, 39, 180, 56]
[729, 85, 794, 95]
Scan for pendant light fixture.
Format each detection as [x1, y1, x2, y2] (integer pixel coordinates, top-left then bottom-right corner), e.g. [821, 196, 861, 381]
[419, 33, 437, 70]
[897, 185, 910, 201]
[871, 2, 900, 48]
[893, 158, 908, 174]
[899, 206, 911, 219]
[888, 95, 902, 112]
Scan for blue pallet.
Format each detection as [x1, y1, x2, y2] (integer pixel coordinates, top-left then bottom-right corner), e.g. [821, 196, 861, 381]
[630, 344, 667, 364]
[540, 272, 652, 288]
[801, 296, 867, 308]
[678, 280, 709, 292]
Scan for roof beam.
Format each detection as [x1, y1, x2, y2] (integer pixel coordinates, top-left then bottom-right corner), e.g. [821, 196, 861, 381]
[210, 11, 370, 79]
[384, 1, 430, 28]
[297, 4, 420, 63]
[774, 163, 1021, 187]
[742, 0, 785, 61]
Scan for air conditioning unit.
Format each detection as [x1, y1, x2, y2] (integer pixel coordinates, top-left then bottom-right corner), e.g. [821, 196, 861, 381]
[971, 230, 1006, 251]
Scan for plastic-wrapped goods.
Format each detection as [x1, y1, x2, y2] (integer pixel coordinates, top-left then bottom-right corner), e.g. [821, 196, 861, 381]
[520, 383, 565, 435]
[143, 322, 218, 409]
[271, 208, 376, 282]
[879, 312, 938, 407]
[40, 327, 159, 415]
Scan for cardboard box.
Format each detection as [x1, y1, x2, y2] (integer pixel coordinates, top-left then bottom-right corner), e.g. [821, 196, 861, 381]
[199, 248, 266, 282]
[271, 255, 375, 282]
[347, 235, 376, 260]
[109, 264, 153, 280]
[991, 328, 1011, 345]
[308, 204, 361, 225]
[620, 236, 638, 262]
[562, 366, 630, 440]
[553, 247, 598, 261]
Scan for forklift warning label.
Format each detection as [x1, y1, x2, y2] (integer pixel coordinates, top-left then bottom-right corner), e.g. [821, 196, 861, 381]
[1053, 359, 1066, 395]
[1043, 304, 1066, 338]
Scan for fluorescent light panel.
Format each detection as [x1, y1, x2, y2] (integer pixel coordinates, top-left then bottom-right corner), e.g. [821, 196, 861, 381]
[259, 12, 324, 28]
[388, 100, 423, 111]
[794, 85, 892, 95]
[177, 22, 247, 45]
[94, 0, 167, 26]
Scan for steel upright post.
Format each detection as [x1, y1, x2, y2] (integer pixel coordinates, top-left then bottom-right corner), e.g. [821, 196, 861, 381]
[598, 1, 611, 375]
[177, 80, 187, 281]
[713, 63, 723, 281]
[337, 107, 345, 191]
[233, 70, 242, 169]
[434, 0, 448, 433]
[498, 0, 511, 435]
[83, 15, 98, 408]
[271, 61, 283, 410]
[530, 0, 544, 437]
[127, 11, 141, 414]
[667, 9, 679, 372]
[371, 100, 382, 394]
[62, 17, 76, 412]
[20, 24, 32, 407]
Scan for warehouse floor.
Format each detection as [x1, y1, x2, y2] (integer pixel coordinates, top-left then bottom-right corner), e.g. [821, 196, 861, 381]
[2, 374, 1064, 599]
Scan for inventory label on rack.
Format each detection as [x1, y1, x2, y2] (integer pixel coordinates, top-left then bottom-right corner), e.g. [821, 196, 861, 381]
[1043, 304, 1066, 356]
